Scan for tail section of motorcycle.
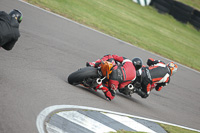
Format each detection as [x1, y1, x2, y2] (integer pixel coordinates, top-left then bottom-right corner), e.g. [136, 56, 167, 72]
[118, 84, 138, 96]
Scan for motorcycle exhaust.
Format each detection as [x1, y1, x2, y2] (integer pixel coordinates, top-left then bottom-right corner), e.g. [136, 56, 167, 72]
[96, 77, 106, 84]
[96, 78, 102, 84]
[128, 84, 134, 90]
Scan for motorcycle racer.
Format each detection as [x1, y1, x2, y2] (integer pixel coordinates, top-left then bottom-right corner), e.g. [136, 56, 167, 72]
[87, 54, 142, 101]
[133, 58, 178, 98]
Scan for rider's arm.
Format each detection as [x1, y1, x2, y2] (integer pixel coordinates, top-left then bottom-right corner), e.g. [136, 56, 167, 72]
[147, 58, 165, 66]
[132, 69, 142, 88]
[112, 54, 126, 63]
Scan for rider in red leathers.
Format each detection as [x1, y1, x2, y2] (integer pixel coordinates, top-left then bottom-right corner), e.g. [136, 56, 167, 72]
[133, 58, 178, 98]
[87, 54, 142, 101]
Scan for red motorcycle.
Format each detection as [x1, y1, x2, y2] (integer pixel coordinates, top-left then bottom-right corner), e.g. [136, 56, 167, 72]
[68, 61, 156, 97]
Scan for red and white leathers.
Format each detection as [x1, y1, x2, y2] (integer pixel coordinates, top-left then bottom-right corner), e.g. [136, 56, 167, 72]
[87, 54, 118, 67]
[137, 58, 171, 98]
[88, 54, 137, 101]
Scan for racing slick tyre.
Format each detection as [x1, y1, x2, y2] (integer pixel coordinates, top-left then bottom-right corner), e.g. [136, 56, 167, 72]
[68, 67, 99, 85]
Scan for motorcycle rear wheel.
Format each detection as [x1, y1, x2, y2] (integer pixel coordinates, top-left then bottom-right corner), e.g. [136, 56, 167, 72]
[68, 67, 99, 85]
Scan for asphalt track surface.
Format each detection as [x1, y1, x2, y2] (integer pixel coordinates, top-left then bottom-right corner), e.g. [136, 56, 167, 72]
[0, 0, 200, 133]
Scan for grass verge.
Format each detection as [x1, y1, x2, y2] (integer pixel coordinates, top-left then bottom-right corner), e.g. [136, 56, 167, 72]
[159, 123, 199, 133]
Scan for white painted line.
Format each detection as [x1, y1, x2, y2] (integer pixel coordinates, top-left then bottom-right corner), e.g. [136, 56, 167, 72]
[19, 0, 200, 74]
[57, 111, 116, 133]
[46, 122, 67, 133]
[36, 105, 200, 133]
[102, 112, 156, 133]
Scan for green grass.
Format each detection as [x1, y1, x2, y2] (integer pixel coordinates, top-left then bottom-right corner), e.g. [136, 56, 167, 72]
[24, 0, 200, 72]
[159, 123, 199, 133]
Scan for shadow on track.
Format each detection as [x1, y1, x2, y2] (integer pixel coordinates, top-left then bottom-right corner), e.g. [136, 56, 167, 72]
[116, 92, 144, 105]
[67, 83, 109, 101]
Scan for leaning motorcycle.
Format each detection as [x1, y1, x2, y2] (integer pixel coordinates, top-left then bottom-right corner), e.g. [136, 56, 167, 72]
[68, 61, 112, 89]
[68, 61, 154, 97]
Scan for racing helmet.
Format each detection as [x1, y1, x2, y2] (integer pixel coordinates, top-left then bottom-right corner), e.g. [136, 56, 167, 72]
[9, 9, 23, 23]
[100, 61, 113, 79]
[132, 57, 143, 71]
[167, 62, 178, 76]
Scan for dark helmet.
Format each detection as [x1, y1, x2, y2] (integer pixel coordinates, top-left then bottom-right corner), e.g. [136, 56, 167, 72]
[132, 57, 143, 71]
[9, 9, 23, 23]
